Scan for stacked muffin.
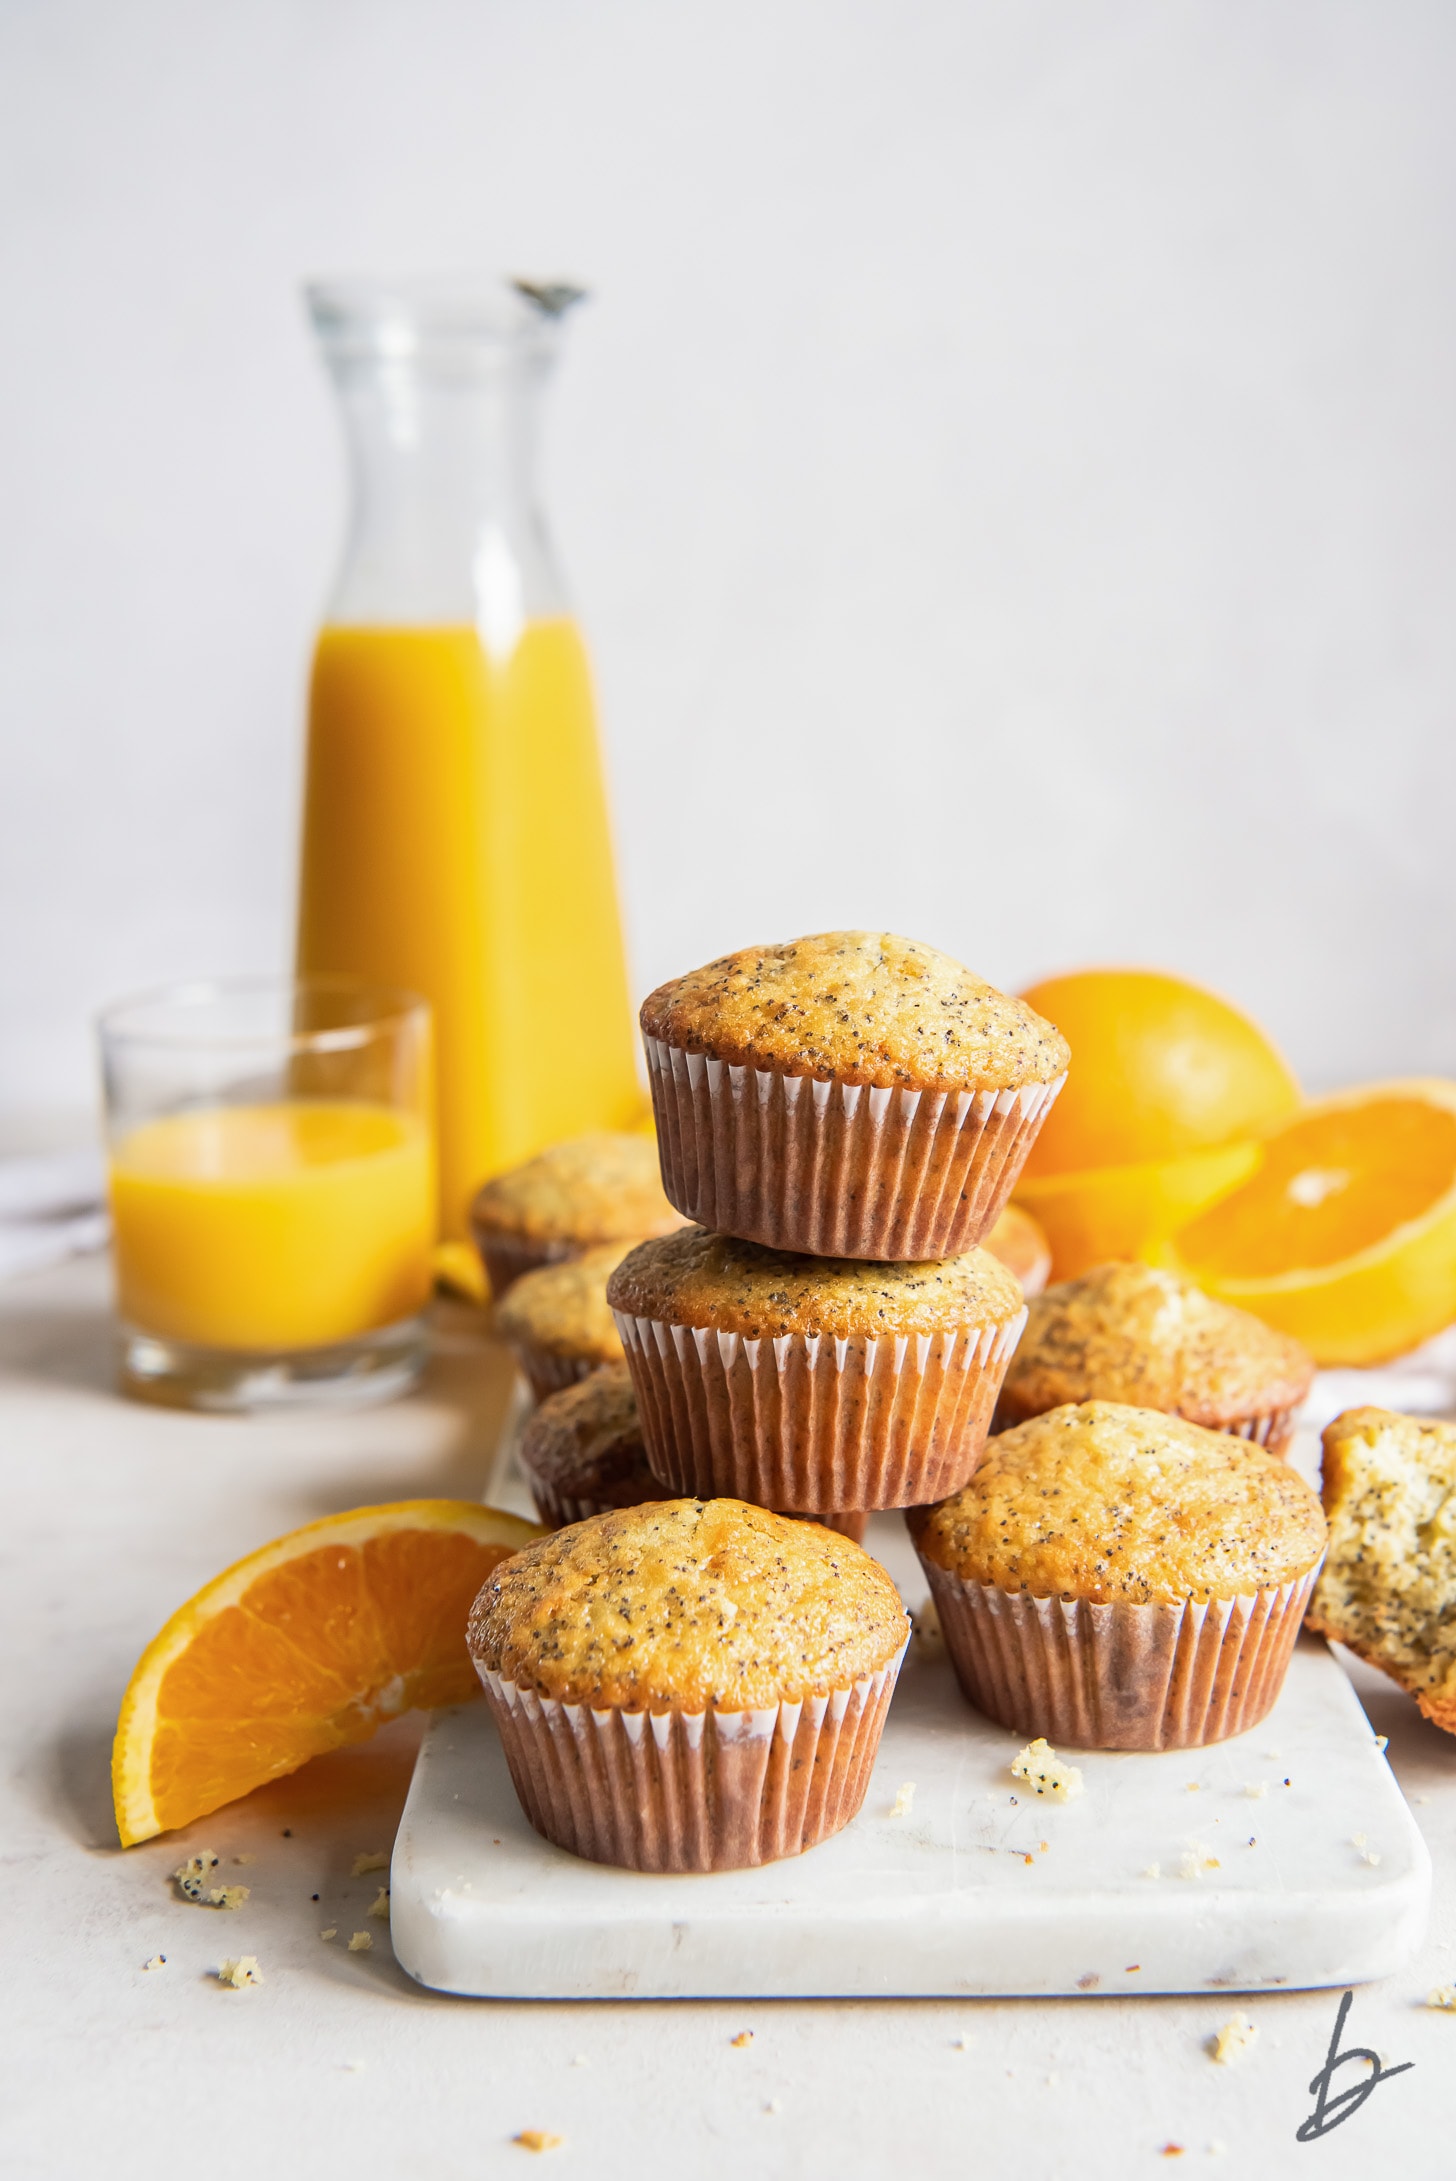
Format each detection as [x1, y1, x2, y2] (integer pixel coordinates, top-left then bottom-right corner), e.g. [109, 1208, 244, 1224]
[606, 931, 1068, 1522]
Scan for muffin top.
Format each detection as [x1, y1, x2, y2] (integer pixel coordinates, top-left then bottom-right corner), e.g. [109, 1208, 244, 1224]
[471, 1132, 683, 1246]
[517, 1364, 660, 1508]
[997, 1262, 1314, 1428]
[640, 931, 1069, 1093]
[494, 1242, 636, 1362]
[606, 1224, 1024, 1340]
[914, 1401, 1327, 1604]
[467, 1496, 909, 1709]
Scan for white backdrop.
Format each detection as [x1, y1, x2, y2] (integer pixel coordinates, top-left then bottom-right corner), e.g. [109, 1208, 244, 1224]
[2, 0, 1454, 1131]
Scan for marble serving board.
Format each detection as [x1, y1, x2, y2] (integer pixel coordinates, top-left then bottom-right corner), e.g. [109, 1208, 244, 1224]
[390, 1494, 1431, 2001]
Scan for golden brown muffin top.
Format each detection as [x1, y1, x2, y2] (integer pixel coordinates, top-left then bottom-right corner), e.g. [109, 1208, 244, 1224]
[998, 1261, 1313, 1429]
[493, 1241, 636, 1362]
[467, 1496, 909, 1709]
[471, 1132, 683, 1246]
[640, 931, 1069, 1093]
[517, 1364, 659, 1504]
[606, 1224, 1024, 1340]
[1307, 1407, 1456, 1724]
[914, 1401, 1326, 1604]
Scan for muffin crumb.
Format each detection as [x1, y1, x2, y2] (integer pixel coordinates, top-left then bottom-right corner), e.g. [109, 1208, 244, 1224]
[217, 1956, 263, 1988]
[351, 1851, 388, 1876]
[1010, 1738, 1082, 1801]
[889, 1782, 917, 1818]
[1209, 2015, 1258, 2064]
[347, 1931, 372, 1953]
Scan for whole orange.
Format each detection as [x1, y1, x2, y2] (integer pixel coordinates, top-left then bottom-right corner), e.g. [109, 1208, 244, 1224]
[1018, 968, 1300, 1177]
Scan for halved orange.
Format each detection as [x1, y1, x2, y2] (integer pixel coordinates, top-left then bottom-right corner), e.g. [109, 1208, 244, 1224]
[113, 1499, 542, 1846]
[1163, 1079, 1456, 1365]
[1014, 1141, 1262, 1282]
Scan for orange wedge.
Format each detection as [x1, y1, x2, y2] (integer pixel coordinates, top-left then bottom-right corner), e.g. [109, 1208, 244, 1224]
[1015, 1141, 1262, 1282]
[1163, 1079, 1456, 1365]
[113, 1499, 542, 1846]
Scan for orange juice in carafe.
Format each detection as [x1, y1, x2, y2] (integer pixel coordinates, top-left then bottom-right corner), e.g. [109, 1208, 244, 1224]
[298, 279, 641, 1239]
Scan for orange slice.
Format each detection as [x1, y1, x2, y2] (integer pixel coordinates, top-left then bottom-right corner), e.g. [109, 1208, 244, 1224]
[113, 1499, 542, 1845]
[1163, 1079, 1456, 1365]
[1015, 1141, 1262, 1283]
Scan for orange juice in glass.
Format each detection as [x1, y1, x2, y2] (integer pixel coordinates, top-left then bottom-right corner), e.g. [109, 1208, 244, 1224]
[297, 279, 641, 1245]
[99, 978, 433, 1410]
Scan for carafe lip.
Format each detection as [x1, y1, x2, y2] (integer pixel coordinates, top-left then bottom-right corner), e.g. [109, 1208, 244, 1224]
[306, 274, 582, 364]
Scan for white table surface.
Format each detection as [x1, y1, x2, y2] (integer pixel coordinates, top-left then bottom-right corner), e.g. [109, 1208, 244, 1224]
[3, 1255, 1453, 2180]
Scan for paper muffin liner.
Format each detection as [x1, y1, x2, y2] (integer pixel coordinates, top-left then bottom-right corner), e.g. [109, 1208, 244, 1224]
[915, 1554, 1322, 1751]
[615, 1305, 1026, 1510]
[506, 1341, 608, 1407]
[526, 1475, 867, 1540]
[644, 1033, 1064, 1259]
[472, 1229, 580, 1304]
[1225, 1408, 1297, 1459]
[476, 1642, 906, 1871]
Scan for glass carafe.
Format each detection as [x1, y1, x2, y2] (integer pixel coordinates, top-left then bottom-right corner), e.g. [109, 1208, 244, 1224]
[297, 277, 640, 1242]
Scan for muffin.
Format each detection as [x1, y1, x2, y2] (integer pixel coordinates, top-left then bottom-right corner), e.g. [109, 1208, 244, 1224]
[493, 1242, 636, 1402]
[1306, 1407, 1456, 1736]
[467, 1497, 909, 1871]
[983, 1203, 1052, 1297]
[470, 1132, 685, 1300]
[910, 1401, 1326, 1749]
[995, 1261, 1314, 1453]
[519, 1366, 869, 1540]
[608, 1225, 1026, 1510]
[641, 931, 1069, 1260]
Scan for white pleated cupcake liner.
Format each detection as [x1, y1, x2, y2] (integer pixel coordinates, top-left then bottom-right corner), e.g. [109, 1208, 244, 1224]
[476, 1642, 906, 1871]
[915, 1555, 1321, 1751]
[1225, 1408, 1297, 1458]
[644, 1033, 1065, 1259]
[615, 1305, 1026, 1510]
[473, 1229, 580, 1304]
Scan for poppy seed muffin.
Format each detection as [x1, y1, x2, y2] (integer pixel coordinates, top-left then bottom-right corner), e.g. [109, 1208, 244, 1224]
[470, 1132, 685, 1300]
[519, 1361, 872, 1540]
[1306, 1407, 1456, 1737]
[641, 931, 1068, 1259]
[911, 1401, 1326, 1748]
[608, 1225, 1025, 1511]
[995, 1261, 1313, 1452]
[493, 1241, 637, 1403]
[467, 1497, 909, 1870]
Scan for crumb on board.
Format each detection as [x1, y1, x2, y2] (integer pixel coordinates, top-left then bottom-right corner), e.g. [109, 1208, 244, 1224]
[1160, 2146, 1184, 2159]
[369, 1887, 390, 1919]
[889, 1781, 916, 1818]
[912, 1597, 944, 1655]
[352, 1850, 389, 1876]
[173, 1853, 249, 1910]
[217, 1956, 263, 1989]
[1426, 1985, 1456, 2010]
[233, 1854, 256, 1866]
[1010, 1738, 1083, 1802]
[1375, 1735, 1389, 1753]
[513, 2131, 562, 2153]
[951, 2034, 973, 2050]
[730, 2031, 754, 2047]
[1142, 1864, 1161, 1880]
[1186, 1782, 1200, 1792]
[141, 1955, 166, 1972]
[320, 1928, 338, 1941]
[1243, 1782, 1267, 1800]
[347, 1931, 372, 1953]
[1209, 2015, 1258, 2064]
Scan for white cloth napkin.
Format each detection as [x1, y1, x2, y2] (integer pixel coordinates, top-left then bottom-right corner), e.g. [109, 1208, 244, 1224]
[0, 1149, 109, 1280]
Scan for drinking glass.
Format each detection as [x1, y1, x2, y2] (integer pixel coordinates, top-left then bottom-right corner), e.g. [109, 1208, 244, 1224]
[98, 976, 434, 1411]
